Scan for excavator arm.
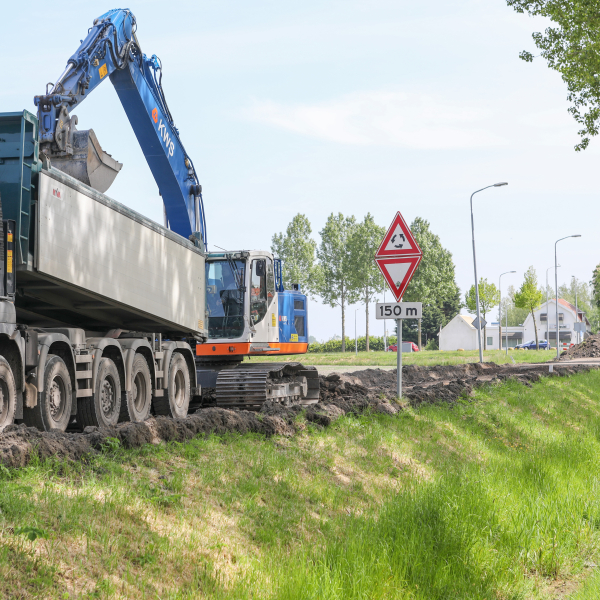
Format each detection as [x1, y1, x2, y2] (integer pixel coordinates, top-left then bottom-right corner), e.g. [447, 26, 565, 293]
[33, 8, 206, 246]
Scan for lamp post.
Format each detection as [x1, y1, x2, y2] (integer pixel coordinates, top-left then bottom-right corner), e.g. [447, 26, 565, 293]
[355, 308, 358, 356]
[383, 289, 387, 352]
[546, 265, 559, 350]
[572, 276, 579, 344]
[470, 182, 508, 363]
[555, 235, 581, 359]
[499, 271, 516, 352]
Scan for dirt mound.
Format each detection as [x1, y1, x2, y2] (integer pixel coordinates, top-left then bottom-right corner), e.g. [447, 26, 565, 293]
[560, 333, 600, 359]
[1, 362, 597, 469]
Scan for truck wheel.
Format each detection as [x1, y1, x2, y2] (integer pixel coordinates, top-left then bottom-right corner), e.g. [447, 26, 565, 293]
[23, 354, 72, 432]
[120, 354, 152, 423]
[78, 357, 121, 428]
[0, 356, 17, 432]
[152, 353, 190, 419]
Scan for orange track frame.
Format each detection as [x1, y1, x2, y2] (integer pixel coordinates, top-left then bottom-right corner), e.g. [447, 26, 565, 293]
[196, 342, 308, 357]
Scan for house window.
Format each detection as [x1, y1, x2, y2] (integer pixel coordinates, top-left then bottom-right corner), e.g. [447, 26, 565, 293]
[558, 312, 564, 322]
[487, 337, 493, 346]
[540, 313, 547, 322]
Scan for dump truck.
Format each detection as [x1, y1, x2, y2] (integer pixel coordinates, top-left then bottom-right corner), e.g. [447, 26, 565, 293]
[0, 10, 317, 433]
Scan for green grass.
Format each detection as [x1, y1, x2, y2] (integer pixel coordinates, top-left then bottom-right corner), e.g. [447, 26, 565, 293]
[245, 348, 556, 367]
[2, 371, 600, 597]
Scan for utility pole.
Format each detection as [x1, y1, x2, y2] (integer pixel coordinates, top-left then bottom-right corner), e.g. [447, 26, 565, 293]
[546, 266, 559, 351]
[470, 182, 508, 363]
[555, 236, 581, 359]
[499, 271, 516, 351]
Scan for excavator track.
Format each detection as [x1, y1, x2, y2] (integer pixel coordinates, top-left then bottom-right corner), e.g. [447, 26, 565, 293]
[214, 362, 320, 410]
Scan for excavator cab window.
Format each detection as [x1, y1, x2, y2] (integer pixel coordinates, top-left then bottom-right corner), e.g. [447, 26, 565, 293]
[250, 259, 268, 325]
[205, 260, 245, 339]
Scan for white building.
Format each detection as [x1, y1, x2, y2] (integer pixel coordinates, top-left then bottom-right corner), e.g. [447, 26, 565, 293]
[438, 298, 590, 351]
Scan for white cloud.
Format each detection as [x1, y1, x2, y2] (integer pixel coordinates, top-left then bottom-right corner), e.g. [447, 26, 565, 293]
[244, 90, 509, 149]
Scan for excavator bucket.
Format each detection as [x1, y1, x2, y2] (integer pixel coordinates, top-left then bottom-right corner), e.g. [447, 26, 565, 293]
[50, 129, 122, 193]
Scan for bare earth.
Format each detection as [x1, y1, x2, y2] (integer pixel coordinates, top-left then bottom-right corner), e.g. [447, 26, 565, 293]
[1, 360, 598, 470]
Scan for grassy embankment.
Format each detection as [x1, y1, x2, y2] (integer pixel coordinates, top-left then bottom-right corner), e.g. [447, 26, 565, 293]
[245, 348, 556, 367]
[3, 370, 600, 598]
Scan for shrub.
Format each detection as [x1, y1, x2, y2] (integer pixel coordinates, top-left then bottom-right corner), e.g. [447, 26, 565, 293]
[308, 336, 398, 353]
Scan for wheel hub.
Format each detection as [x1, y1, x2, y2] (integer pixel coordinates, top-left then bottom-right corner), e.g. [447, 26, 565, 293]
[49, 380, 63, 419]
[173, 370, 185, 408]
[133, 372, 146, 411]
[101, 378, 116, 415]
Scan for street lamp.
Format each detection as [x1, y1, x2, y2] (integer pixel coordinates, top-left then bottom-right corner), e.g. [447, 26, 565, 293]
[499, 271, 516, 353]
[355, 308, 358, 356]
[555, 235, 581, 359]
[470, 182, 508, 363]
[572, 276, 579, 344]
[546, 265, 559, 350]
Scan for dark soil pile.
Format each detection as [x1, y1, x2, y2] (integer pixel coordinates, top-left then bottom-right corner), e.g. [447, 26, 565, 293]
[0, 362, 597, 469]
[560, 333, 600, 359]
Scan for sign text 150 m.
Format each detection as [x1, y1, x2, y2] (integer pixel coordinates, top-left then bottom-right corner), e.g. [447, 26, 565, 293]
[375, 302, 422, 320]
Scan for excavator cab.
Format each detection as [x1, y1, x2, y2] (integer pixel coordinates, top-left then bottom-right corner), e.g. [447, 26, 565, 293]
[200, 250, 309, 355]
[196, 250, 317, 409]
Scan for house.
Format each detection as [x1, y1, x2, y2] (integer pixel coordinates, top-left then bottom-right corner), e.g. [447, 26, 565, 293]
[439, 315, 523, 351]
[438, 298, 590, 351]
[522, 298, 590, 347]
[439, 315, 478, 351]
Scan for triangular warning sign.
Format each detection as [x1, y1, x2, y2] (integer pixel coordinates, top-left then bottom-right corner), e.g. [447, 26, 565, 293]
[376, 212, 421, 257]
[375, 255, 422, 302]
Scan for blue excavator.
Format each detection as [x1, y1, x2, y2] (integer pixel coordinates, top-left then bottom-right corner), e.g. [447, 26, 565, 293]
[34, 9, 205, 244]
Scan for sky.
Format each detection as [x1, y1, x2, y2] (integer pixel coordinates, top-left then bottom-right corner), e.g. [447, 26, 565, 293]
[2, 0, 598, 341]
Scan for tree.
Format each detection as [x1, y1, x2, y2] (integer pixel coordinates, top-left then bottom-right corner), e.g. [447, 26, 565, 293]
[507, 0, 600, 150]
[316, 213, 359, 352]
[271, 214, 320, 296]
[498, 285, 530, 327]
[591, 264, 600, 309]
[402, 218, 460, 348]
[514, 266, 544, 349]
[464, 279, 501, 350]
[347, 214, 385, 351]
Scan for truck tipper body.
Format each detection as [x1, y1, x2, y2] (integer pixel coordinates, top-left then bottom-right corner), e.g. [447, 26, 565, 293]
[0, 111, 201, 431]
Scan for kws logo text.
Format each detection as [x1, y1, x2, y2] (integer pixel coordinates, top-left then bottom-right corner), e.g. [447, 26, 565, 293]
[152, 108, 174, 158]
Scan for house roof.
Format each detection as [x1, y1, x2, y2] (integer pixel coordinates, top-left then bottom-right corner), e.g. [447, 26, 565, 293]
[459, 315, 475, 328]
[555, 298, 590, 326]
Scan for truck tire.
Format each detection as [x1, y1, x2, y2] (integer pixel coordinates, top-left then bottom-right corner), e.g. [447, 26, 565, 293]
[152, 353, 190, 419]
[78, 357, 121, 429]
[23, 354, 72, 432]
[119, 353, 152, 423]
[0, 356, 17, 432]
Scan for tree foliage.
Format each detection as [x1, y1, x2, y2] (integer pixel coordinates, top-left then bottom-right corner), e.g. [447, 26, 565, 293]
[591, 263, 600, 309]
[316, 213, 359, 352]
[348, 214, 385, 351]
[465, 278, 501, 349]
[402, 218, 461, 348]
[271, 214, 320, 296]
[499, 286, 530, 327]
[507, 0, 600, 150]
[514, 266, 544, 349]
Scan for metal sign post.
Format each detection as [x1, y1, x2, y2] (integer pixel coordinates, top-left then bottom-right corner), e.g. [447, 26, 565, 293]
[397, 319, 402, 398]
[374, 212, 423, 401]
[376, 302, 422, 399]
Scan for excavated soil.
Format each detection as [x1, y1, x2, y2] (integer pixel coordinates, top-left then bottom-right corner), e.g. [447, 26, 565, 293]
[560, 333, 600, 359]
[0, 362, 597, 468]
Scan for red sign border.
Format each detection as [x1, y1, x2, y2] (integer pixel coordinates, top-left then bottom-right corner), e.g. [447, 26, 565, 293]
[375, 255, 422, 302]
[376, 211, 422, 257]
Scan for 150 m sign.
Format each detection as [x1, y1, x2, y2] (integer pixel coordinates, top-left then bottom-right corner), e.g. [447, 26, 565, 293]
[375, 302, 422, 320]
